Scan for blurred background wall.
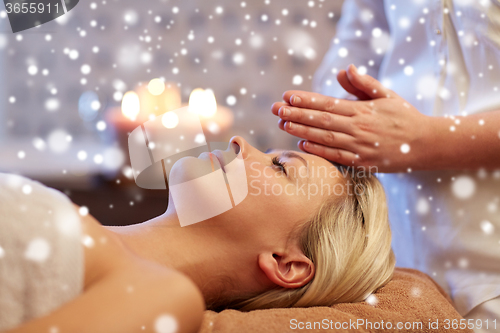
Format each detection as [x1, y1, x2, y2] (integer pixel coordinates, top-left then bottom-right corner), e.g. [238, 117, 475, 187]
[0, 0, 344, 225]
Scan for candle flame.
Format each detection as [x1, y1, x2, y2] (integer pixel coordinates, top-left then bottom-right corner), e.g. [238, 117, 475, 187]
[121, 91, 140, 121]
[161, 111, 179, 129]
[148, 78, 165, 96]
[188, 88, 217, 117]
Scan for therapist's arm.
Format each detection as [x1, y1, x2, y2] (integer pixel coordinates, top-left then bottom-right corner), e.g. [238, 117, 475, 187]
[273, 65, 500, 173]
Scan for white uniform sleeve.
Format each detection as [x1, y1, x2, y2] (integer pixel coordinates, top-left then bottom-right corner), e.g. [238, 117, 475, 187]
[313, 0, 390, 98]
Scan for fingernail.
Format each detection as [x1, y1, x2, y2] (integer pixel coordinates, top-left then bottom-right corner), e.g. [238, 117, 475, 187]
[287, 121, 294, 130]
[280, 107, 290, 117]
[292, 95, 302, 104]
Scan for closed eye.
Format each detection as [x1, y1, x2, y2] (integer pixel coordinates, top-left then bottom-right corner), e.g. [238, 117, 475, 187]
[266, 149, 309, 181]
[271, 156, 287, 176]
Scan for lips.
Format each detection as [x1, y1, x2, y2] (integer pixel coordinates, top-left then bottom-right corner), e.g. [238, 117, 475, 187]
[211, 151, 226, 173]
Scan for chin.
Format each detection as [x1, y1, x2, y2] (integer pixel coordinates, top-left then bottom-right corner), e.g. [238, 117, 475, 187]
[168, 156, 215, 186]
[168, 155, 235, 227]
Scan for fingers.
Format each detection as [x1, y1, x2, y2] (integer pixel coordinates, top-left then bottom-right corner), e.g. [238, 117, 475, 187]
[282, 90, 325, 106]
[281, 90, 357, 116]
[278, 118, 285, 131]
[271, 101, 289, 116]
[301, 140, 359, 166]
[337, 70, 371, 101]
[281, 121, 356, 152]
[277, 105, 354, 135]
[297, 139, 306, 152]
[345, 64, 393, 99]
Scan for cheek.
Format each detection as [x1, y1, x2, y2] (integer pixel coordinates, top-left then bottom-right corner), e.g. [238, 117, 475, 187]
[241, 162, 316, 221]
[231, 196, 302, 235]
[246, 163, 289, 195]
[247, 182, 310, 223]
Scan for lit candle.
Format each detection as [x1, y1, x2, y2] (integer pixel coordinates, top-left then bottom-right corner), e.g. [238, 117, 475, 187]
[108, 83, 232, 134]
[148, 78, 165, 96]
[189, 88, 217, 117]
[163, 83, 182, 112]
[121, 91, 140, 121]
[134, 80, 182, 118]
[187, 88, 233, 134]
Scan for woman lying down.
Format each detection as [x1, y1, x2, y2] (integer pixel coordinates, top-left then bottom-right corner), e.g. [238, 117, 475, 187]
[0, 136, 395, 333]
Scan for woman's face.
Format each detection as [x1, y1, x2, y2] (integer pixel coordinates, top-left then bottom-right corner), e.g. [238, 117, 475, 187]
[168, 136, 343, 250]
[225, 136, 342, 247]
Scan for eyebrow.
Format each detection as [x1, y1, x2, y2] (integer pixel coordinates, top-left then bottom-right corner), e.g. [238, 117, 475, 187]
[266, 148, 345, 172]
[265, 149, 309, 179]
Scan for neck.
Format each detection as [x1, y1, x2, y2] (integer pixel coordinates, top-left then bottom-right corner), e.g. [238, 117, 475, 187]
[105, 206, 260, 308]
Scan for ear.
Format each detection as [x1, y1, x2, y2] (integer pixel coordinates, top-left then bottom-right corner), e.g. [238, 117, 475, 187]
[258, 248, 315, 289]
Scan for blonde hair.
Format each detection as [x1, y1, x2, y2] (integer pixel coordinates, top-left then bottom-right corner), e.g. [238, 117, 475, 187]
[223, 166, 396, 311]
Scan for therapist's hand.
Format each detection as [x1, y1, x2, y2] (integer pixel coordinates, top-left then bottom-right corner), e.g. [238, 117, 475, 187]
[271, 65, 433, 173]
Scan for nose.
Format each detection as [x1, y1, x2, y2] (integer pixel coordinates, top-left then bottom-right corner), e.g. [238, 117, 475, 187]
[229, 136, 248, 159]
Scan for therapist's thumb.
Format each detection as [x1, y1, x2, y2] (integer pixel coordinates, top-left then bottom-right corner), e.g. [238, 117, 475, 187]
[346, 64, 393, 99]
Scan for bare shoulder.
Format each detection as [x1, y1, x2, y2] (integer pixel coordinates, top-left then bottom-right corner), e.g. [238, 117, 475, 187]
[75, 203, 206, 309]
[6, 236, 205, 333]
[7, 204, 207, 333]
[72, 203, 134, 290]
[72, 204, 193, 291]
[75, 204, 206, 332]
